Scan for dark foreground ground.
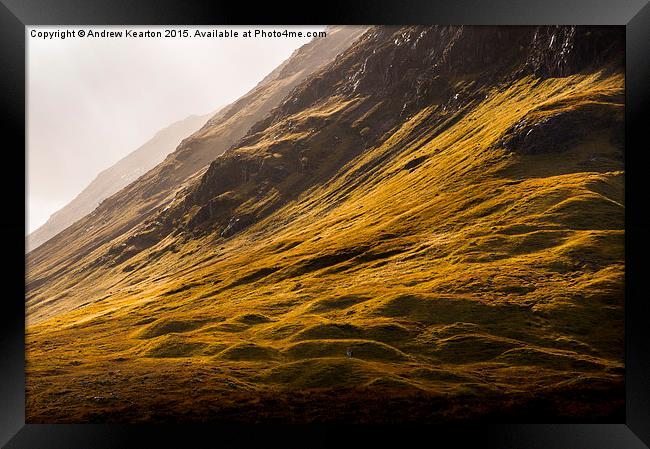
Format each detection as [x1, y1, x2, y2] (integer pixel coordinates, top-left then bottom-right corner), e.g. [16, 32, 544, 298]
[27, 376, 623, 424]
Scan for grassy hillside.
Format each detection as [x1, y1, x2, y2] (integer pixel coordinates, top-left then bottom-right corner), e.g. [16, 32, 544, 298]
[26, 26, 624, 423]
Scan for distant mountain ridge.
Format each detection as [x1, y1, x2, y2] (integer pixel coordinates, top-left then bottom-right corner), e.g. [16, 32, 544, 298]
[27, 113, 212, 252]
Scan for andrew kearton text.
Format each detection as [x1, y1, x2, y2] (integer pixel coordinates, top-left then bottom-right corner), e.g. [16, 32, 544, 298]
[29, 28, 327, 40]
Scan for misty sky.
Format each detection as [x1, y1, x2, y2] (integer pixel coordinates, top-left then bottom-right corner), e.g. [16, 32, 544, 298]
[27, 26, 324, 234]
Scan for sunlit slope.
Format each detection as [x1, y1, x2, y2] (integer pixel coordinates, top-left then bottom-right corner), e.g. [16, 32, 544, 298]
[26, 65, 624, 421]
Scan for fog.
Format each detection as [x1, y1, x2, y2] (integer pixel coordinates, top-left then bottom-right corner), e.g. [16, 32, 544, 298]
[27, 26, 324, 233]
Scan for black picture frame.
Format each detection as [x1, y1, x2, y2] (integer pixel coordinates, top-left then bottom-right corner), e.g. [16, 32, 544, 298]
[2, 1, 649, 447]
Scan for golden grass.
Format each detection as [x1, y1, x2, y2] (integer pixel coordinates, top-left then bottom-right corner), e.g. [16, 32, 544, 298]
[26, 70, 624, 422]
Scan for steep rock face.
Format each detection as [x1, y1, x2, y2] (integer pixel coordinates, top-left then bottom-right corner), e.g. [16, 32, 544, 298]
[523, 26, 624, 77]
[138, 26, 623, 243]
[27, 113, 212, 252]
[26, 26, 368, 307]
[264, 26, 622, 120]
[501, 101, 624, 155]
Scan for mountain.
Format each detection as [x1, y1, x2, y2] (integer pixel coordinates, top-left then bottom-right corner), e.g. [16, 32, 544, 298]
[27, 113, 213, 252]
[26, 25, 368, 320]
[26, 26, 624, 423]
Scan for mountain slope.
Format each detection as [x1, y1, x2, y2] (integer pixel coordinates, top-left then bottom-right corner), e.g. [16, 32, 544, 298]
[27, 113, 213, 252]
[26, 26, 367, 324]
[26, 26, 625, 423]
